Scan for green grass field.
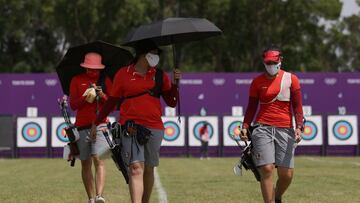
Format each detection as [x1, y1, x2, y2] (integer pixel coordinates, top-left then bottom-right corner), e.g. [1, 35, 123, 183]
[0, 157, 359, 203]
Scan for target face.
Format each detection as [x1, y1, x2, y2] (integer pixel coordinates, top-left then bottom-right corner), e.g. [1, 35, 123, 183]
[163, 121, 180, 141]
[56, 122, 69, 142]
[302, 121, 318, 141]
[193, 121, 214, 141]
[22, 122, 42, 142]
[333, 120, 353, 140]
[228, 121, 242, 141]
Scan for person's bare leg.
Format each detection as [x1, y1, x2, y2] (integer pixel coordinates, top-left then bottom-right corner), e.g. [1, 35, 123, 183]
[93, 156, 105, 197]
[259, 164, 275, 203]
[129, 162, 144, 203]
[275, 167, 293, 201]
[142, 166, 154, 203]
[81, 159, 95, 200]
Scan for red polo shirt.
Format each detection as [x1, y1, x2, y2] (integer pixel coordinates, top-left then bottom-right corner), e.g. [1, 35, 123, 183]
[244, 70, 302, 128]
[110, 64, 172, 129]
[69, 73, 112, 127]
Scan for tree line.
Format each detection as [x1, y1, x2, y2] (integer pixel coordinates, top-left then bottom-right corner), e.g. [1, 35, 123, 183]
[0, 0, 359, 73]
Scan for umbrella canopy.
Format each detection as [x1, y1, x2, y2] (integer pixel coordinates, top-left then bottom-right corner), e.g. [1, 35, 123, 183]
[56, 41, 133, 95]
[122, 17, 222, 46]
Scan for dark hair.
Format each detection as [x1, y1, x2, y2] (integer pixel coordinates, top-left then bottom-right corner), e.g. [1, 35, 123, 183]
[263, 44, 281, 54]
[135, 40, 161, 56]
[132, 40, 162, 63]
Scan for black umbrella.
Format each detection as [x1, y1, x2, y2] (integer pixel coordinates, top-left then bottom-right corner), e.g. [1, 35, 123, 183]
[56, 41, 133, 95]
[123, 17, 222, 46]
[122, 18, 222, 120]
[122, 17, 222, 68]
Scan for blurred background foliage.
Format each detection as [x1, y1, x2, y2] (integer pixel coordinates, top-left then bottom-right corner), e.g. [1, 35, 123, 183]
[0, 0, 359, 73]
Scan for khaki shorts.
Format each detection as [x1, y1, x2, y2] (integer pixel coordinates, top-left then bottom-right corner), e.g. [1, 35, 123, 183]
[250, 125, 296, 168]
[121, 128, 164, 167]
[76, 124, 111, 160]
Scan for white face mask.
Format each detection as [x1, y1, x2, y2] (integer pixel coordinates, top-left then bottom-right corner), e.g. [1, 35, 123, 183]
[264, 62, 281, 76]
[145, 53, 160, 67]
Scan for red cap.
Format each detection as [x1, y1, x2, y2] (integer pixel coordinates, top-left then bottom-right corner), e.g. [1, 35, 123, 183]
[263, 50, 281, 63]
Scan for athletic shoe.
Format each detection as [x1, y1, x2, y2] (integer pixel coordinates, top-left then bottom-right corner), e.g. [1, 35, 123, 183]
[95, 195, 105, 203]
[88, 199, 95, 203]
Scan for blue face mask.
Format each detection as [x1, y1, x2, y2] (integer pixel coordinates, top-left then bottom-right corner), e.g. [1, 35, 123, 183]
[264, 62, 281, 76]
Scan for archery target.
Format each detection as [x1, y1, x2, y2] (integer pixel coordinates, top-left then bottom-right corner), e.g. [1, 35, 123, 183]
[328, 115, 358, 145]
[298, 115, 323, 146]
[17, 117, 47, 147]
[56, 122, 68, 142]
[223, 116, 245, 146]
[302, 121, 317, 140]
[164, 121, 180, 141]
[51, 117, 75, 147]
[333, 120, 352, 140]
[22, 122, 42, 142]
[188, 116, 218, 146]
[193, 121, 214, 141]
[161, 116, 185, 146]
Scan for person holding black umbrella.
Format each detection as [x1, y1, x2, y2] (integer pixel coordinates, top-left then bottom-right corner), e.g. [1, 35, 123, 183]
[239, 45, 304, 203]
[69, 52, 113, 203]
[90, 40, 181, 203]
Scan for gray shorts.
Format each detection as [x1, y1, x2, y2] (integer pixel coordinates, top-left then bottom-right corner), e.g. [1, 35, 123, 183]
[76, 124, 111, 160]
[250, 125, 296, 168]
[121, 128, 163, 167]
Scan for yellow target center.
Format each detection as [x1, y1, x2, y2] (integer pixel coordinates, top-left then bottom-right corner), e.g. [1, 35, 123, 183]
[304, 126, 311, 134]
[28, 129, 36, 136]
[339, 126, 347, 134]
[166, 128, 174, 135]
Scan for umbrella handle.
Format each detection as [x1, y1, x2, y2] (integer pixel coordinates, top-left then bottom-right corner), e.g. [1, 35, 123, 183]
[172, 45, 182, 122]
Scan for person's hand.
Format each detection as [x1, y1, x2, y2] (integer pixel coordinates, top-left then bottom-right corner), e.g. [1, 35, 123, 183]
[96, 86, 106, 98]
[91, 84, 106, 98]
[89, 123, 97, 142]
[173, 69, 181, 83]
[240, 129, 249, 141]
[295, 128, 302, 143]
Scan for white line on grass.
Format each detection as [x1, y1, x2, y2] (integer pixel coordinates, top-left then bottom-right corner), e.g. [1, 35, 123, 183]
[304, 157, 360, 167]
[154, 167, 168, 203]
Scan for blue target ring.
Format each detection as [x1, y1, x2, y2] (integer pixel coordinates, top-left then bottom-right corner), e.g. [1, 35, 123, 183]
[22, 122, 42, 142]
[56, 122, 69, 142]
[164, 121, 180, 141]
[333, 120, 353, 140]
[302, 121, 317, 140]
[193, 121, 213, 141]
[228, 121, 242, 141]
